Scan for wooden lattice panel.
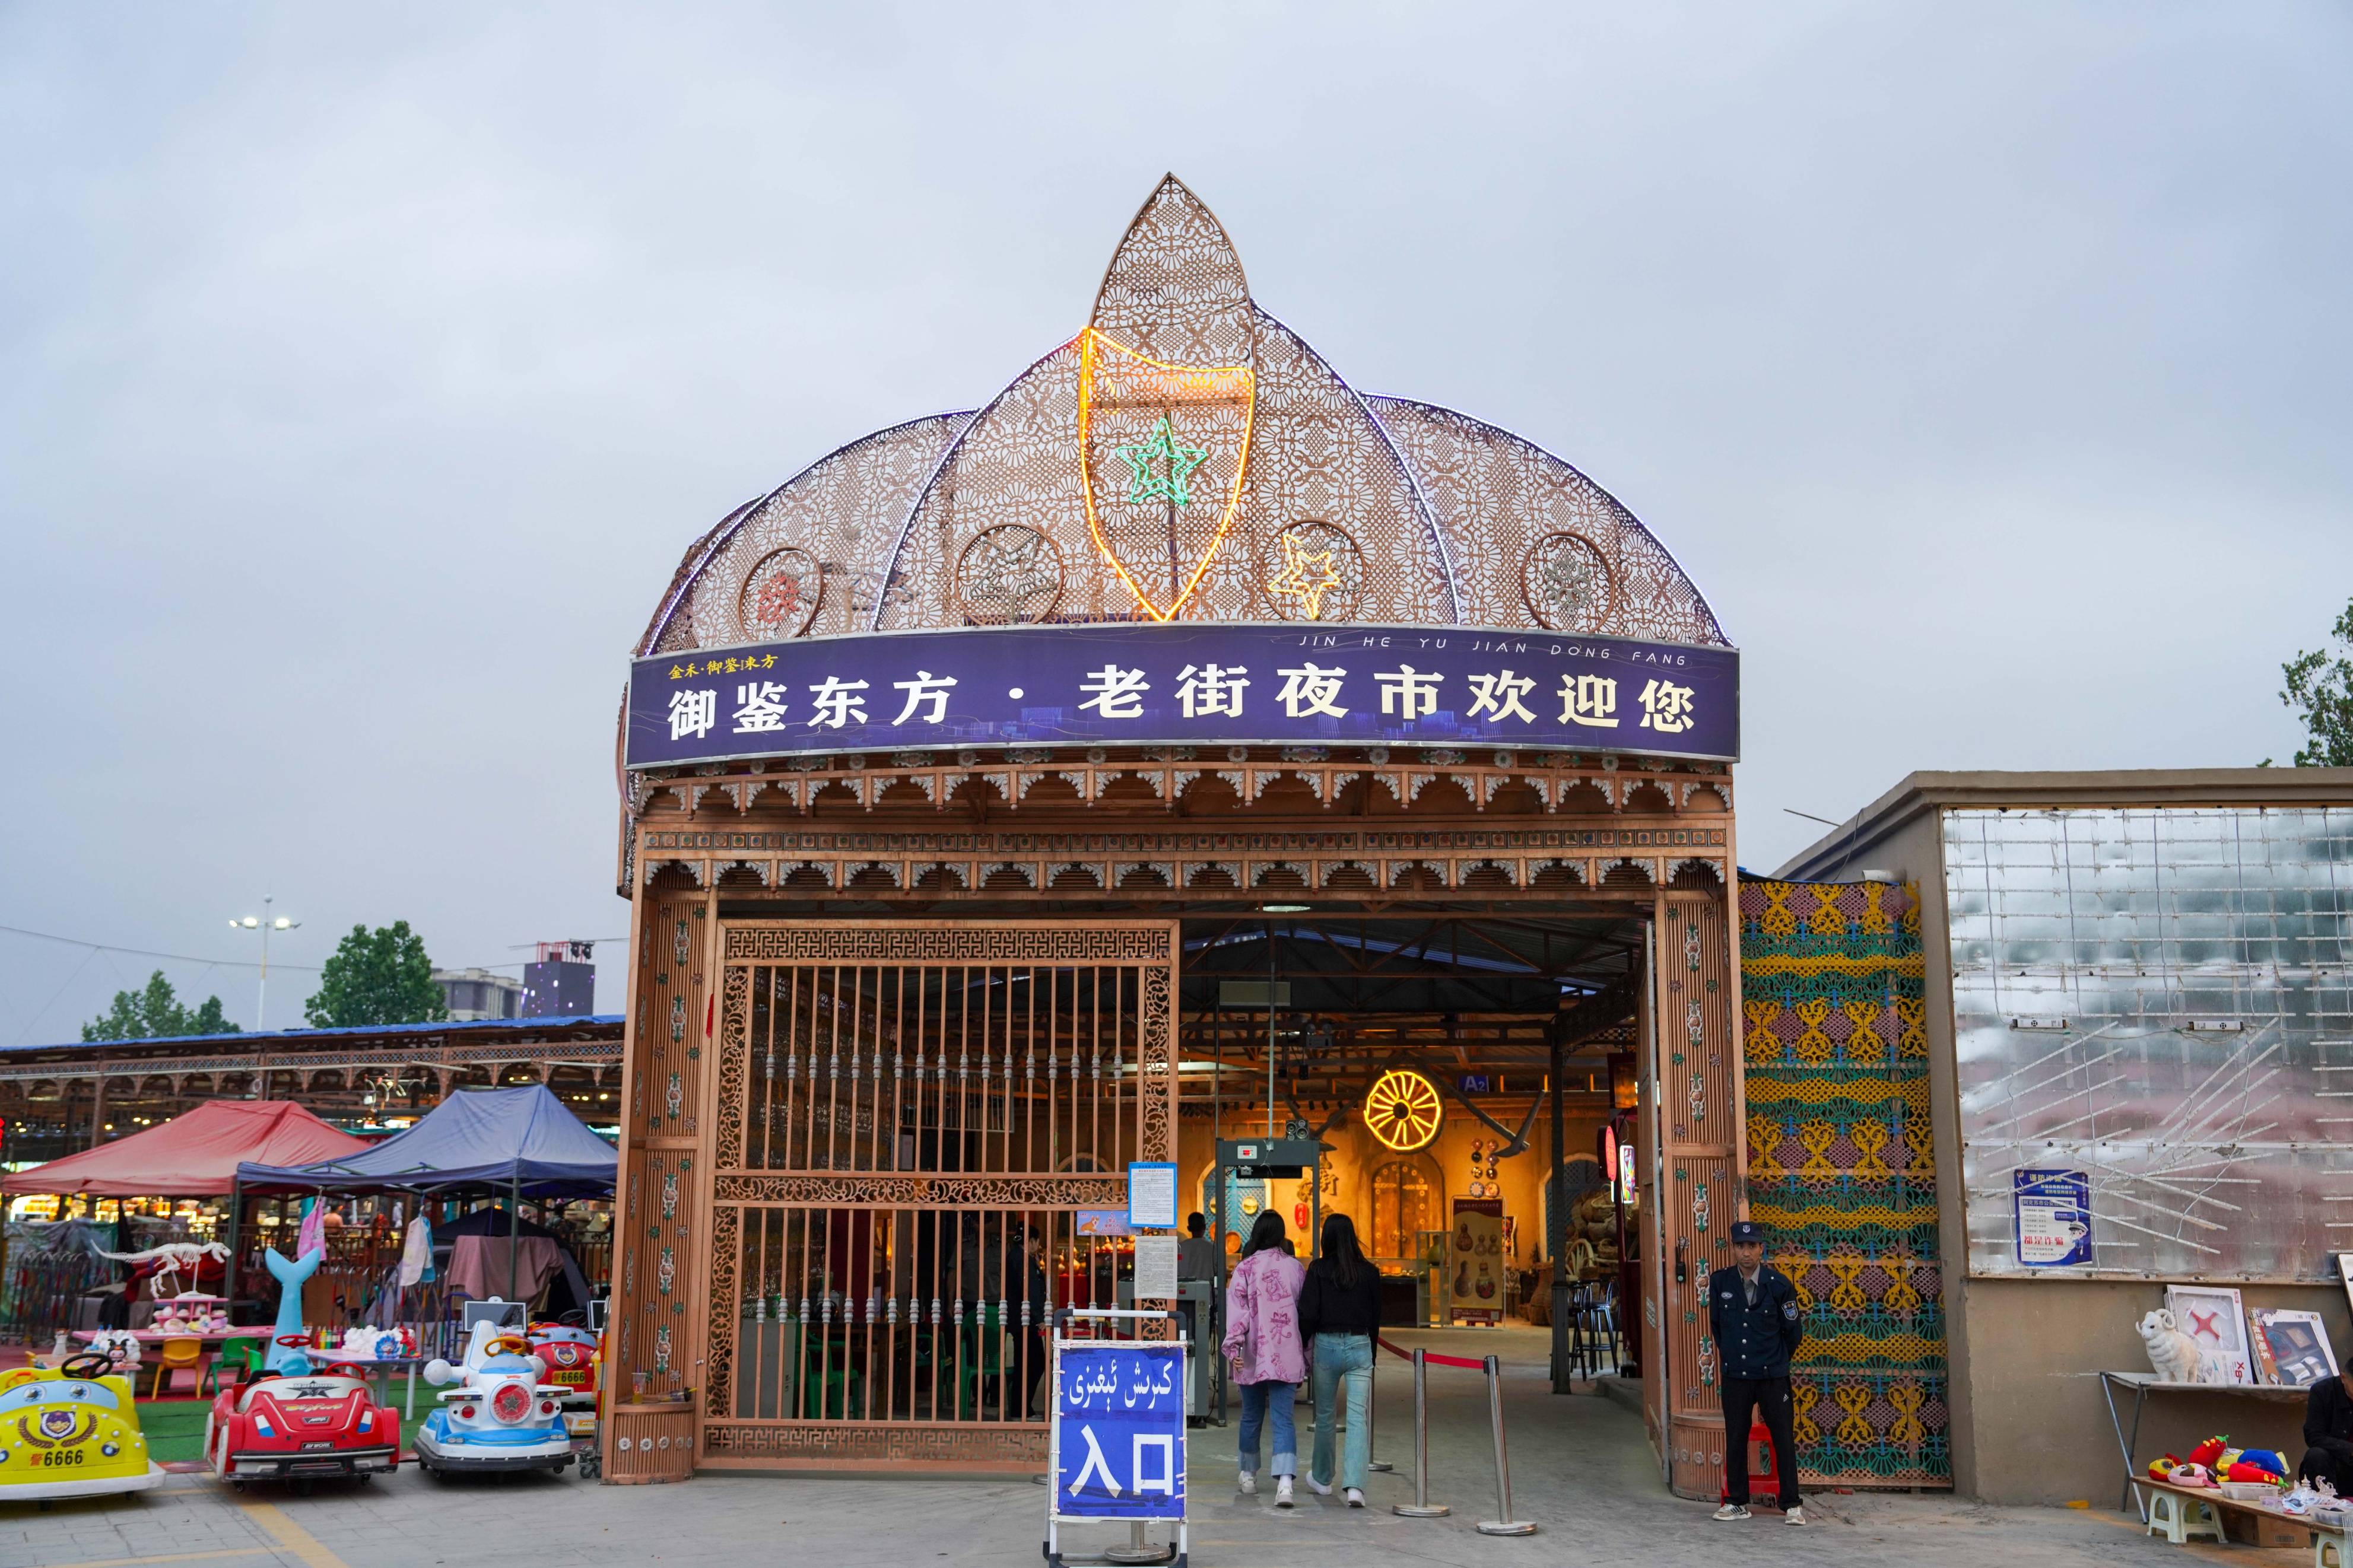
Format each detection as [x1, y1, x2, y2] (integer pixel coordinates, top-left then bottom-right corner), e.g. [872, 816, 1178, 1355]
[688, 920, 1177, 1472]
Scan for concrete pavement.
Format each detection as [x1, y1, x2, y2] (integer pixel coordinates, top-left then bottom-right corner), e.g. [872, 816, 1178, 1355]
[0, 1326, 2291, 1568]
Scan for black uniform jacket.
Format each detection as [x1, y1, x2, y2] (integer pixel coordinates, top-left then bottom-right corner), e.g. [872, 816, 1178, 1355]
[1707, 1263, 1805, 1380]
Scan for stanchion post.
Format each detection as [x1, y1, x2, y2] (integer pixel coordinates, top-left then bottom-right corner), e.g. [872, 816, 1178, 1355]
[1367, 1339, 1392, 1471]
[1391, 1347, 1449, 1518]
[1475, 1353, 1538, 1537]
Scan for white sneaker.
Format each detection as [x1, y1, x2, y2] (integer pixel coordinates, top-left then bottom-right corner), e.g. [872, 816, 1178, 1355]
[1305, 1477, 1333, 1496]
[1712, 1503, 1751, 1521]
[1784, 1505, 1807, 1527]
[1274, 1477, 1294, 1509]
[1238, 1471, 1256, 1496]
[1345, 1487, 1366, 1508]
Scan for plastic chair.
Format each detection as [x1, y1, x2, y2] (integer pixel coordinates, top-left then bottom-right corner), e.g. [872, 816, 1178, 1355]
[201, 1335, 263, 1397]
[1720, 1420, 1779, 1505]
[957, 1306, 1007, 1418]
[148, 1336, 204, 1399]
[2146, 1487, 2224, 1545]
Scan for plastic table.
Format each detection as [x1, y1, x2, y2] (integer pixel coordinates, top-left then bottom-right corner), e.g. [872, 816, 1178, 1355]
[2095, 1370, 2310, 1516]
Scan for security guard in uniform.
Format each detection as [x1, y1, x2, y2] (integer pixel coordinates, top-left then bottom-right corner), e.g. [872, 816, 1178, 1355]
[1707, 1219, 1805, 1524]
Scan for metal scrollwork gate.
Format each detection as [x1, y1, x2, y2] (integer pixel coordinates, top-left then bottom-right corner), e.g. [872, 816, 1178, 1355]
[696, 920, 1178, 1471]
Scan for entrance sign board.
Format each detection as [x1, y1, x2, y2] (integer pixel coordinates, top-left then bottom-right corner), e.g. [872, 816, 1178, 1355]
[627, 622, 1738, 768]
[1052, 1341, 1187, 1519]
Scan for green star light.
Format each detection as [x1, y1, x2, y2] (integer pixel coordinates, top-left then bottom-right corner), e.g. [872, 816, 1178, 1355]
[1113, 416, 1210, 508]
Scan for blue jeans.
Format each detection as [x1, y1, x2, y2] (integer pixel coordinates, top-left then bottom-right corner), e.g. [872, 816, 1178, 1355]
[1237, 1380, 1297, 1478]
[1310, 1332, 1372, 1490]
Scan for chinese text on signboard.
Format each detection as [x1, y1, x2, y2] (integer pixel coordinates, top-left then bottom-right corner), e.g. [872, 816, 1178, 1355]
[627, 622, 1738, 767]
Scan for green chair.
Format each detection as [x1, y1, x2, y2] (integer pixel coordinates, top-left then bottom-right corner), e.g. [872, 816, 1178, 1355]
[956, 1306, 1008, 1420]
[200, 1335, 263, 1398]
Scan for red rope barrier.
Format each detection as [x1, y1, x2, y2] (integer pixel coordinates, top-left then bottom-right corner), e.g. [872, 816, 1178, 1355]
[1377, 1336, 1487, 1370]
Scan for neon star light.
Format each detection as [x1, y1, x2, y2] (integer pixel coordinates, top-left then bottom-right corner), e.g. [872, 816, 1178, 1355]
[1114, 418, 1209, 508]
[1075, 327, 1255, 622]
[1269, 530, 1346, 620]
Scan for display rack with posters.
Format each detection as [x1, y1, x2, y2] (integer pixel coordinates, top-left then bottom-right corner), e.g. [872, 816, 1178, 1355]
[1450, 1198, 1504, 1327]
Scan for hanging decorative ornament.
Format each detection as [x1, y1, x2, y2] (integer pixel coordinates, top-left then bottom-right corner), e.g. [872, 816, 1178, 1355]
[1366, 1068, 1443, 1152]
[737, 546, 825, 640]
[955, 523, 1065, 625]
[1520, 530, 1620, 631]
[1263, 520, 1365, 622]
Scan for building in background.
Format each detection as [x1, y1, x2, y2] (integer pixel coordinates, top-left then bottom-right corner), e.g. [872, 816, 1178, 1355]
[522, 941, 596, 1018]
[1777, 768, 2353, 1506]
[431, 967, 522, 1021]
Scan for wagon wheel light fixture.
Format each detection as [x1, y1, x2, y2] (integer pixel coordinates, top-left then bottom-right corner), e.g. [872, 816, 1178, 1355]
[1366, 1068, 1443, 1152]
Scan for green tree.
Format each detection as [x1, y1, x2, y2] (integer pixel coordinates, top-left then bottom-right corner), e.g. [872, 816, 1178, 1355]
[2269, 596, 2353, 767]
[303, 921, 447, 1028]
[82, 971, 241, 1041]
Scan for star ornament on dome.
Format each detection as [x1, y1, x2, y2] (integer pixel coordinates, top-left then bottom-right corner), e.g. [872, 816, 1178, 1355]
[1269, 532, 1346, 620]
[1114, 416, 1209, 508]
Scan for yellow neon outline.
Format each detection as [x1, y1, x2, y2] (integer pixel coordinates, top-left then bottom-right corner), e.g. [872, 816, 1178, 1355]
[1366, 1067, 1444, 1152]
[1076, 327, 1255, 622]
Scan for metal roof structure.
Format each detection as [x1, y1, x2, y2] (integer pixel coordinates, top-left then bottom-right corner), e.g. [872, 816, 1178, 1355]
[634, 176, 1728, 659]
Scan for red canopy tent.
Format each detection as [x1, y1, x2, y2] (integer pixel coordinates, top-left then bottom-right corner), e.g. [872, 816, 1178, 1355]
[2, 1101, 369, 1198]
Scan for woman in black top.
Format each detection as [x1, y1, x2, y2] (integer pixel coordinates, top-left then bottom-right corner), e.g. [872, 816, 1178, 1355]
[1297, 1214, 1381, 1505]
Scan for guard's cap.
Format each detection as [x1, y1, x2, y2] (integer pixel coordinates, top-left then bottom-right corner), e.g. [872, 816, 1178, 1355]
[1729, 1220, 1765, 1243]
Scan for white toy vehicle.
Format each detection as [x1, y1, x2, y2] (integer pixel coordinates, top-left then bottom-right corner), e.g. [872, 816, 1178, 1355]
[413, 1320, 574, 1480]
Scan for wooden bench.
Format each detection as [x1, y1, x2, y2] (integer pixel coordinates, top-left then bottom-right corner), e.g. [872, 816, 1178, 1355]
[2138, 1477, 2346, 1564]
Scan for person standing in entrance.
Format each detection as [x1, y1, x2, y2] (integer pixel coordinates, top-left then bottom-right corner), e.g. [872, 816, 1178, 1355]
[1298, 1213, 1380, 1508]
[1178, 1213, 1220, 1282]
[1709, 1219, 1805, 1525]
[1223, 1211, 1306, 1507]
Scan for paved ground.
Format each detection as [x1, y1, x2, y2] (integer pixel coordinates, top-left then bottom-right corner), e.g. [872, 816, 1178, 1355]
[0, 1326, 2307, 1568]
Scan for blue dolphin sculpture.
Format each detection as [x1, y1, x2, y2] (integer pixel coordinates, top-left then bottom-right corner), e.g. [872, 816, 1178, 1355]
[263, 1247, 325, 1374]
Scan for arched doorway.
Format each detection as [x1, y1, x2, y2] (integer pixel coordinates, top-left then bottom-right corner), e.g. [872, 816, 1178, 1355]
[1367, 1157, 1438, 1267]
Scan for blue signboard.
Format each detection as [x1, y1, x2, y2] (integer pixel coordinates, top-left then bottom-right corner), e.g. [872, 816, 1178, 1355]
[626, 621, 1738, 768]
[2012, 1168, 2092, 1268]
[1054, 1343, 1187, 1521]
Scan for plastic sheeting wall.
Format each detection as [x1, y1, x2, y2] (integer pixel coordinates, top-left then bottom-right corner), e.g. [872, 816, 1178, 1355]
[1947, 806, 2353, 1281]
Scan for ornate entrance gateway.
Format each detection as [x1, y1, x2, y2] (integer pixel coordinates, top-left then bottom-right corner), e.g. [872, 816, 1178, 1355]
[606, 177, 1746, 1493]
[701, 923, 1174, 1468]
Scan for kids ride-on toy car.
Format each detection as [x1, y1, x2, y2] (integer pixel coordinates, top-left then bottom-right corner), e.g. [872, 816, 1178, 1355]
[527, 1319, 601, 1411]
[0, 1354, 166, 1506]
[203, 1335, 400, 1493]
[414, 1319, 574, 1480]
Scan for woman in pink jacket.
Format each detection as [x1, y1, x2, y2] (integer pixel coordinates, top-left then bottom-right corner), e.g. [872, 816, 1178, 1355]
[1222, 1211, 1307, 1506]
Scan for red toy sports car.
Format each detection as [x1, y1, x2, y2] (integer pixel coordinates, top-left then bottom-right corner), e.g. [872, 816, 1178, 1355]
[204, 1342, 399, 1491]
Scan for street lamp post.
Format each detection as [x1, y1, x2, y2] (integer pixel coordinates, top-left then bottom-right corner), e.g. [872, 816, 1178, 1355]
[230, 897, 301, 1031]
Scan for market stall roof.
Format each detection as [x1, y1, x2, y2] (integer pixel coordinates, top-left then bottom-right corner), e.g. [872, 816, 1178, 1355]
[1, 1101, 370, 1197]
[234, 1084, 617, 1199]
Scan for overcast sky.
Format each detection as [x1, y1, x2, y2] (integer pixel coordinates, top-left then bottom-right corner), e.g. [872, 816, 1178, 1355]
[2, 5, 2346, 1043]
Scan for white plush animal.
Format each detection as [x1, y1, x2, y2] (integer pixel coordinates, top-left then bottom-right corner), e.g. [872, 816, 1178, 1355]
[2139, 1308, 2221, 1383]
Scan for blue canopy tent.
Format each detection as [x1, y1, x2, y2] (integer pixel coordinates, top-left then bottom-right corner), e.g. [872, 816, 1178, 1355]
[233, 1085, 618, 1308]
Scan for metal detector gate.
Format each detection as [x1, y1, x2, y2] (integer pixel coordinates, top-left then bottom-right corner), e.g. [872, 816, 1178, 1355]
[1207, 1136, 1322, 1421]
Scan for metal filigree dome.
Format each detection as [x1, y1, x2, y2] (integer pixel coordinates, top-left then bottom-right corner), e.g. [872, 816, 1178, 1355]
[637, 175, 1728, 657]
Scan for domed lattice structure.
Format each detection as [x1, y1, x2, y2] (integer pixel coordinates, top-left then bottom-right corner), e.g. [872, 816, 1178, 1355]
[636, 176, 1726, 659]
